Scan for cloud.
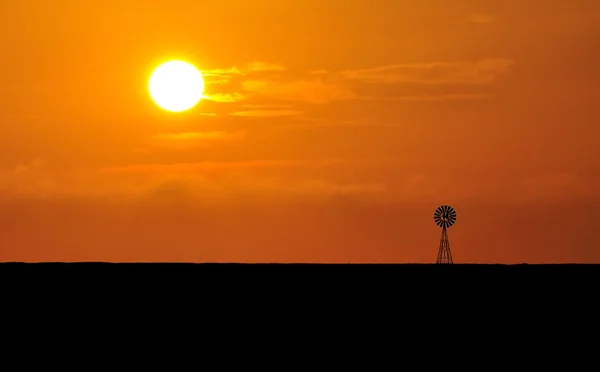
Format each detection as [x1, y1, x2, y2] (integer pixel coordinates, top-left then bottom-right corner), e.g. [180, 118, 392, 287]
[0, 156, 390, 204]
[241, 79, 357, 104]
[119, 171, 385, 204]
[102, 159, 345, 174]
[230, 109, 303, 117]
[200, 66, 243, 85]
[139, 176, 386, 205]
[202, 92, 246, 103]
[202, 61, 285, 83]
[469, 14, 495, 24]
[339, 59, 514, 85]
[6, 159, 595, 205]
[0, 158, 57, 198]
[152, 132, 242, 141]
[199, 58, 513, 108]
[368, 93, 490, 102]
[241, 104, 294, 109]
[265, 117, 395, 135]
[0, 158, 381, 203]
[201, 66, 244, 78]
[13, 158, 45, 174]
[147, 131, 245, 150]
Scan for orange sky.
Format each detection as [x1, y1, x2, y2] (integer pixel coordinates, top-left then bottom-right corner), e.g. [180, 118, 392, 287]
[1, 0, 599, 263]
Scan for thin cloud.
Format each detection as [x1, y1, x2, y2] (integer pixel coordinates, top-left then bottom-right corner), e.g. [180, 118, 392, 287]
[202, 92, 246, 103]
[363, 93, 490, 102]
[230, 109, 303, 117]
[152, 131, 244, 141]
[96, 158, 385, 203]
[148, 131, 245, 150]
[201, 66, 244, 77]
[241, 104, 294, 109]
[13, 158, 45, 173]
[202, 61, 285, 81]
[200, 59, 512, 107]
[0, 158, 57, 198]
[241, 79, 357, 104]
[267, 117, 395, 134]
[1, 167, 386, 203]
[102, 159, 345, 174]
[134, 176, 387, 203]
[203, 78, 230, 85]
[339, 58, 514, 85]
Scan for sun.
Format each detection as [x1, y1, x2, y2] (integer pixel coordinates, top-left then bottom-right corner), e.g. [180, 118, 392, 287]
[148, 60, 205, 112]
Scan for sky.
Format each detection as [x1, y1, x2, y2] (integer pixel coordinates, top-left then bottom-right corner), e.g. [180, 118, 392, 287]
[1, 0, 599, 263]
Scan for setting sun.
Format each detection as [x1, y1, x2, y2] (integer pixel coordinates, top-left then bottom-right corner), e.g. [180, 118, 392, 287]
[148, 60, 205, 112]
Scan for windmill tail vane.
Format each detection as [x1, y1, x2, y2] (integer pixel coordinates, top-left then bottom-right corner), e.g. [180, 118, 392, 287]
[434, 205, 456, 264]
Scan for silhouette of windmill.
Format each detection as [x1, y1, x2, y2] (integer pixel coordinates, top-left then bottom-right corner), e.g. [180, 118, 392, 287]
[434, 205, 456, 264]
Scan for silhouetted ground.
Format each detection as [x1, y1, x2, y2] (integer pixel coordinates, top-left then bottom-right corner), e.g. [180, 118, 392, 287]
[2, 262, 598, 278]
[3, 263, 597, 307]
[2, 262, 600, 271]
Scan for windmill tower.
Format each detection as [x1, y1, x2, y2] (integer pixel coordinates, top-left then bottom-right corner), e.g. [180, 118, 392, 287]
[434, 205, 456, 264]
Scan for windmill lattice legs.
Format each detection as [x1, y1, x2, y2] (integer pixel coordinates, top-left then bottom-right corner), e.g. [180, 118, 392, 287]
[436, 226, 453, 264]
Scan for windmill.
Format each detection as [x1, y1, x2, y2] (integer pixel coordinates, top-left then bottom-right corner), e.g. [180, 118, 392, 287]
[434, 205, 456, 264]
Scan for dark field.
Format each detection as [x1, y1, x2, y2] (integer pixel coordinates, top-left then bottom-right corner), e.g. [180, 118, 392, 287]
[2, 262, 599, 278]
[3, 263, 598, 304]
[2, 262, 599, 269]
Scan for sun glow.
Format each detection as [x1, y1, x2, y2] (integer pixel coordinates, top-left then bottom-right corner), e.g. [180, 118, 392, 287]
[148, 60, 205, 112]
